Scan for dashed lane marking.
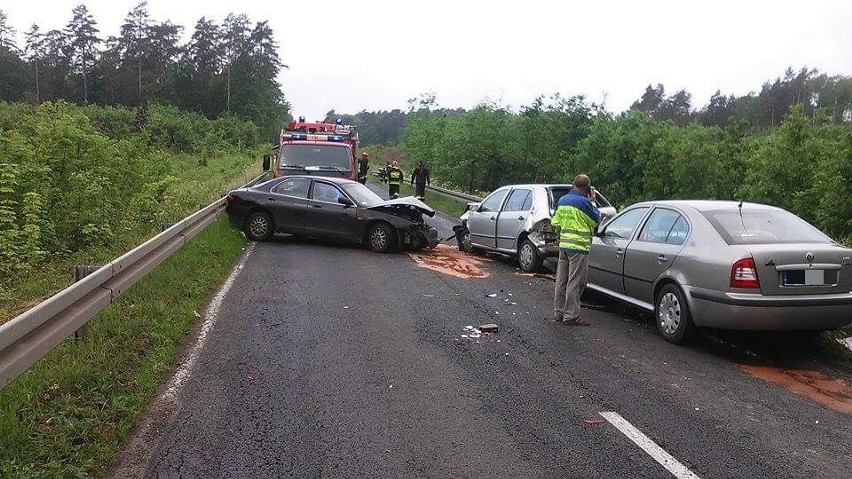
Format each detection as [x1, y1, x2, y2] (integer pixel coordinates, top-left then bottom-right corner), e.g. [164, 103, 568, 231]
[599, 411, 701, 479]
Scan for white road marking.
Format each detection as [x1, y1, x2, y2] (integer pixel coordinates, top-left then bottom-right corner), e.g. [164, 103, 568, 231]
[600, 411, 701, 479]
[163, 241, 255, 400]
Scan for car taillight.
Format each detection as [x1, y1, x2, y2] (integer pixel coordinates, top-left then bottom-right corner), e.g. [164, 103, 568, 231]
[730, 257, 760, 289]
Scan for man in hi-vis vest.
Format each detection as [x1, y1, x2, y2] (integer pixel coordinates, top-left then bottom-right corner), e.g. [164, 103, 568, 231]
[550, 174, 600, 326]
[387, 161, 403, 198]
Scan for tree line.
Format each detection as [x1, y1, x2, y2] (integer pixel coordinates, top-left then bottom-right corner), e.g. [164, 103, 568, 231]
[402, 96, 852, 244]
[326, 68, 851, 147]
[0, 2, 289, 139]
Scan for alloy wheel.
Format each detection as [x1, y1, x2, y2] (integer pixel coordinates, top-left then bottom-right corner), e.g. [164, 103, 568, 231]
[371, 227, 388, 251]
[519, 243, 534, 269]
[658, 292, 681, 335]
[249, 216, 269, 238]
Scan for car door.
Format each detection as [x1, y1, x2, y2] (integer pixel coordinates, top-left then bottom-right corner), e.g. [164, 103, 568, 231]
[623, 208, 691, 305]
[268, 177, 312, 234]
[589, 206, 651, 294]
[496, 188, 533, 251]
[305, 180, 358, 239]
[467, 188, 509, 249]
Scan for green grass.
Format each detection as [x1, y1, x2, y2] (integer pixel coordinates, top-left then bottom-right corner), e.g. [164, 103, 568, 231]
[398, 183, 469, 219]
[0, 153, 264, 325]
[0, 217, 246, 477]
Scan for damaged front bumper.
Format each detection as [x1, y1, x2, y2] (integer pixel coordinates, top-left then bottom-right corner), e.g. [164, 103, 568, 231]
[401, 224, 440, 250]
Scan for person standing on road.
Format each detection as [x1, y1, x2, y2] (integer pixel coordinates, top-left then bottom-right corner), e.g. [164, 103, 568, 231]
[410, 161, 430, 200]
[387, 161, 404, 198]
[551, 174, 600, 326]
[357, 152, 369, 184]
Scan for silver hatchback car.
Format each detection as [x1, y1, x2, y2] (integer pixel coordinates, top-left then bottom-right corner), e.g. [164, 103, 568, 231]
[459, 184, 617, 272]
[588, 200, 852, 343]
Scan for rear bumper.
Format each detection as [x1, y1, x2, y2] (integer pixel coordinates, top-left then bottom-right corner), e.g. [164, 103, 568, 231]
[686, 287, 852, 330]
[528, 232, 559, 257]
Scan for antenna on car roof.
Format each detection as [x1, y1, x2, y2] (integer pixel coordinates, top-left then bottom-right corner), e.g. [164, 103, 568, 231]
[737, 199, 749, 236]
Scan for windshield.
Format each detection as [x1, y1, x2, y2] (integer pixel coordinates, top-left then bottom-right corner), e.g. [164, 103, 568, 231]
[701, 208, 833, 245]
[341, 183, 384, 207]
[280, 144, 352, 170]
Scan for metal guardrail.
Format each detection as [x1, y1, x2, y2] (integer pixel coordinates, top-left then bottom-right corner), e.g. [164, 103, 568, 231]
[425, 184, 483, 203]
[0, 172, 268, 389]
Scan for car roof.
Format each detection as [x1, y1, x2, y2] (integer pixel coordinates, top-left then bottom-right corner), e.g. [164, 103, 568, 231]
[630, 200, 780, 212]
[494, 184, 574, 189]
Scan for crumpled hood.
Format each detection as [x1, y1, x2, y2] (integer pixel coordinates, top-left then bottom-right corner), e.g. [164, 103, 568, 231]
[367, 196, 436, 217]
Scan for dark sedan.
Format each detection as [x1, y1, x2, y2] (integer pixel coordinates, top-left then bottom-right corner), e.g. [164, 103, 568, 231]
[226, 176, 440, 253]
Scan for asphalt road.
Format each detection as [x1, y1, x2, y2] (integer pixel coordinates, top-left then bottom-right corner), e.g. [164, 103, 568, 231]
[123, 185, 852, 478]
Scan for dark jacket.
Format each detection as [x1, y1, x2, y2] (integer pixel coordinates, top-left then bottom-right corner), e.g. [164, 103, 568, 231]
[411, 166, 430, 185]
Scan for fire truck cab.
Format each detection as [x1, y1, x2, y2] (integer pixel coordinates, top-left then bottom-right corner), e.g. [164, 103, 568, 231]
[263, 116, 359, 181]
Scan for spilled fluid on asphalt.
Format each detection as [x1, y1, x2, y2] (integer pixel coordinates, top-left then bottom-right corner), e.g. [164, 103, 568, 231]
[408, 244, 489, 279]
[740, 365, 852, 415]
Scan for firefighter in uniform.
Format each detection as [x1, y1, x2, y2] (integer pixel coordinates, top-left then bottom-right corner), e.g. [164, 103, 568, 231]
[387, 161, 403, 198]
[410, 161, 430, 200]
[357, 152, 369, 184]
[550, 174, 600, 326]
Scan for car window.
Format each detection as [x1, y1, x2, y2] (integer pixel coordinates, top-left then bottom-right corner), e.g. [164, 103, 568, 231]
[701, 207, 832, 245]
[272, 177, 311, 198]
[603, 207, 650, 239]
[503, 189, 532, 212]
[479, 189, 508, 213]
[311, 182, 343, 203]
[638, 208, 681, 243]
[666, 216, 690, 245]
[521, 192, 533, 211]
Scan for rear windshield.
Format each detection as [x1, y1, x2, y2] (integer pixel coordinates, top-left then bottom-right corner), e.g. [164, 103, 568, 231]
[547, 187, 611, 209]
[701, 208, 833, 245]
[280, 144, 352, 170]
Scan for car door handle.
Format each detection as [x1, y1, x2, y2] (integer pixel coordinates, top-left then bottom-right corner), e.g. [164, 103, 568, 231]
[657, 254, 668, 263]
[267, 197, 276, 202]
[311, 204, 322, 208]
[616, 248, 624, 256]
[517, 216, 525, 221]
[489, 216, 496, 221]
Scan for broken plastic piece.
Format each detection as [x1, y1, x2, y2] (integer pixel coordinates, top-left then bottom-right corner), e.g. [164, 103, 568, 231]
[486, 293, 497, 298]
[480, 323, 499, 333]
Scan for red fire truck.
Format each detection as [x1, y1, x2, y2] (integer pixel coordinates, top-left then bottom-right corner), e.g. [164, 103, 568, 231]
[262, 117, 359, 180]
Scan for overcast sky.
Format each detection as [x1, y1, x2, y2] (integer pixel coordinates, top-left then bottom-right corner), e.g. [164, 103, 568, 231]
[3, 0, 850, 120]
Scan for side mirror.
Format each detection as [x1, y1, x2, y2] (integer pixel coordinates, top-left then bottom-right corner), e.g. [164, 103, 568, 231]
[338, 196, 354, 208]
[262, 154, 271, 171]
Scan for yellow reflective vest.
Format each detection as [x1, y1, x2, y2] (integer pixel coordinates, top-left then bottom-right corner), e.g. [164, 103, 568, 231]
[550, 190, 601, 253]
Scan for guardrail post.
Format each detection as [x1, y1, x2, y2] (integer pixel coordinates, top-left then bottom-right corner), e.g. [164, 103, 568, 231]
[73, 265, 100, 340]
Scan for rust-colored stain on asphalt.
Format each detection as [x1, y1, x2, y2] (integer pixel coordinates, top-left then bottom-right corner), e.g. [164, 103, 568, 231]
[408, 245, 489, 279]
[740, 365, 852, 415]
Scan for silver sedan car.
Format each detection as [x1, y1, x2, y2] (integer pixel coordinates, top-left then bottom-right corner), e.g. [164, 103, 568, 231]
[588, 200, 852, 343]
[459, 184, 617, 272]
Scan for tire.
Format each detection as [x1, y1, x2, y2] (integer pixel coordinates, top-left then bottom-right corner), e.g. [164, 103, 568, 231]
[655, 283, 695, 344]
[244, 211, 274, 241]
[518, 238, 543, 273]
[367, 222, 396, 253]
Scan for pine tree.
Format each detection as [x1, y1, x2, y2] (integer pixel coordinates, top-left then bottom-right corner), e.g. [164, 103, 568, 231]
[65, 4, 100, 104]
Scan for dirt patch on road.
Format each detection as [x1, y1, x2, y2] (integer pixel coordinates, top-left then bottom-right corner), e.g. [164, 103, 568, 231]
[740, 365, 852, 415]
[408, 245, 489, 279]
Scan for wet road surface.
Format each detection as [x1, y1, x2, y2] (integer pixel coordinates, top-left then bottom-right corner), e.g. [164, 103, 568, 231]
[122, 187, 852, 478]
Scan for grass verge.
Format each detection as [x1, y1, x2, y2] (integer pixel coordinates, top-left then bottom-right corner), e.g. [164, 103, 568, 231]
[399, 183, 469, 218]
[0, 217, 246, 477]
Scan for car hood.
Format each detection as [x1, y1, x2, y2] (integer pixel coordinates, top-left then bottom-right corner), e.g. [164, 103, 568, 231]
[367, 196, 436, 217]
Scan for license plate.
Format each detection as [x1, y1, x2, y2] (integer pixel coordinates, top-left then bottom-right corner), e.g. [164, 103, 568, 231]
[782, 270, 825, 286]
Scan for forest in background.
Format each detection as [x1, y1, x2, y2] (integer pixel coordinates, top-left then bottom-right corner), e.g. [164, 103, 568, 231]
[331, 70, 852, 244]
[0, 2, 289, 139]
